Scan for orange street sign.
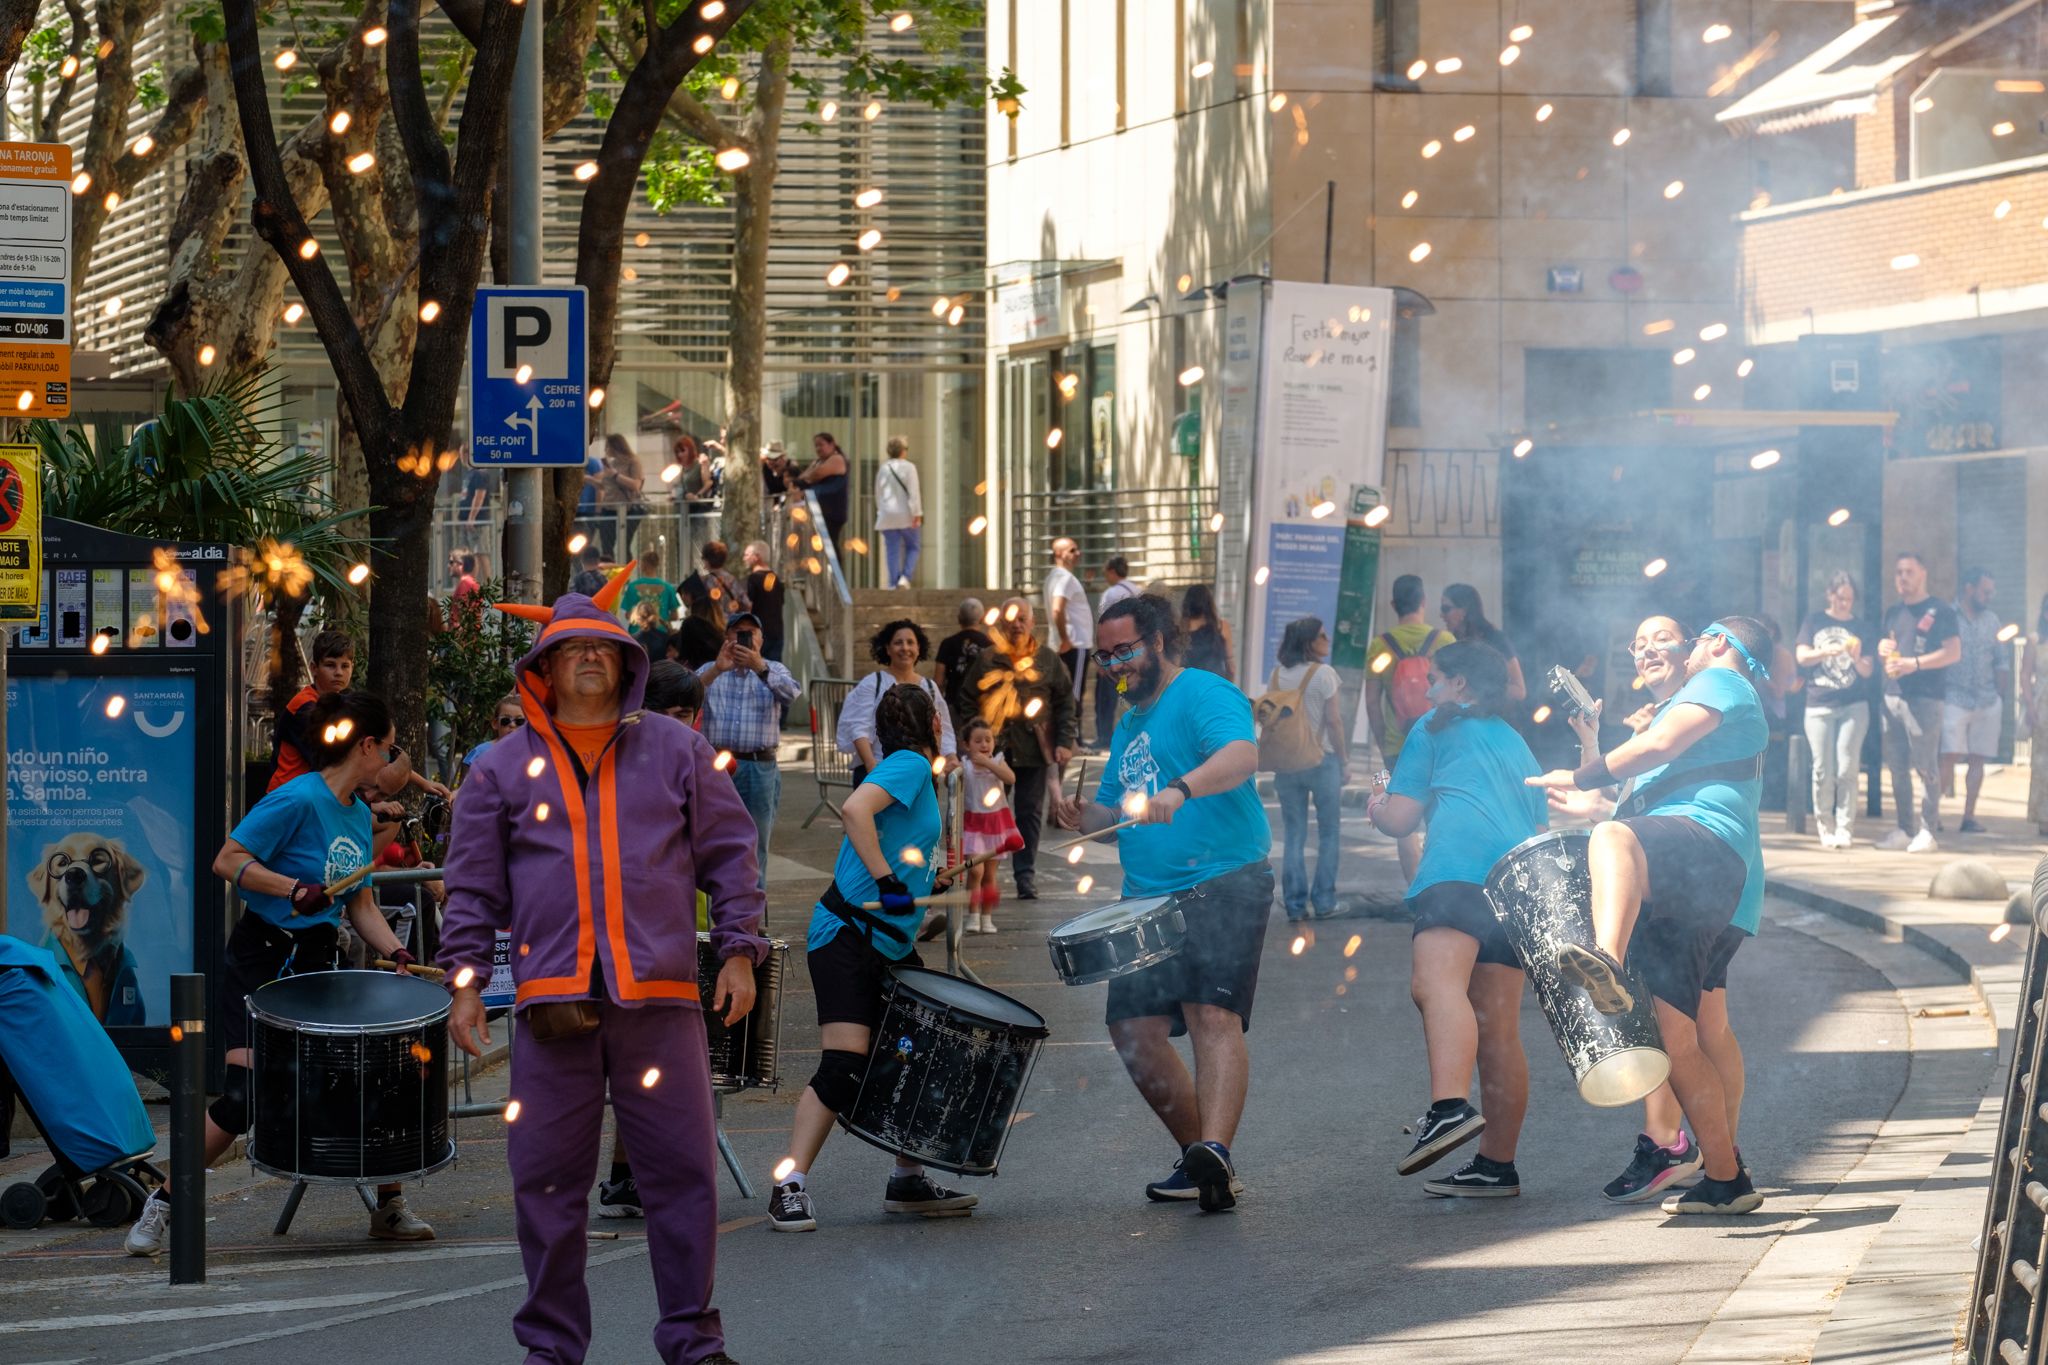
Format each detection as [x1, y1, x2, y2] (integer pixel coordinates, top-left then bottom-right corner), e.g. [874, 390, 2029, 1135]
[0, 142, 72, 417]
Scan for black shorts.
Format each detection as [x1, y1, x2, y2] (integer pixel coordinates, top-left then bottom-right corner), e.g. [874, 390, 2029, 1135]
[1408, 881, 1520, 969]
[808, 928, 924, 1030]
[219, 910, 341, 1054]
[1702, 925, 1748, 994]
[1618, 815, 1746, 1019]
[1105, 861, 1275, 1037]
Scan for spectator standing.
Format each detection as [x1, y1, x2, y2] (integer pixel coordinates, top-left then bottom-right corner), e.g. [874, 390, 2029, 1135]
[600, 434, 649, 560]
[577, 445, 606, 550]
[1942, 568, 2008, 834]
[960, 599, 1076, 900]
[760, 440, 799, 508]
[1795, 571, 1876, 849]
[459, 465, 498, 530]
[875, 436, 924, 589]
[798, 432, 851, 551]
[673, 434, 718, 505]
[619, 545, 680, 626]
[1366, 574, 1449, 882]
[1095, 556, 1139, 747]
[742, 541, 786, 662]
[1270, 617, 1349, 922]
[1045, 537, 1093, 707]
[2025, 593, 2048, 837]
[460, 694, 525, 779]
[672, 582, 727, 670]
[1440, 583, 1526, 702]
[837, 619, 957, 784]
[935, 597, 992, 727]
[1180, 583, 1234, 681]
[699, 611, 801, 890]
[569, 542, 609, 597]
[698, 541, 750, 625]
[1877, 551, 1962, 852]
[628, 601, 672, 665]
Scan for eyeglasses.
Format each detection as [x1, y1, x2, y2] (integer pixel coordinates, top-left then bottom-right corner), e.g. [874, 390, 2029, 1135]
[1630, 636, 1694, 658]
[495, 715, 525, 728]
[1089, 642, 1147, 669]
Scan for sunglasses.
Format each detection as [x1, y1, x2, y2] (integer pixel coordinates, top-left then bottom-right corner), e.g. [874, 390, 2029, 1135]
[496, 715, 526, 728]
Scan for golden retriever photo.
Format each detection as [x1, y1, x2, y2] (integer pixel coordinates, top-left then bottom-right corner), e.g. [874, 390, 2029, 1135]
[32, 833, 147, 1026]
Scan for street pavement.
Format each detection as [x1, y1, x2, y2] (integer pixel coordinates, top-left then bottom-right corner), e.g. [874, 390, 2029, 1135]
[0, 765, 2000, 1364]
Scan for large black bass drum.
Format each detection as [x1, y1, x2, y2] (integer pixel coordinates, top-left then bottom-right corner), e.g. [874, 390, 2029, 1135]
[839, 967, 1048, 1177]
[697, 931, 787, 1090]
[1484, 830, 1670, 1108]
[248, 971, 455, 1182]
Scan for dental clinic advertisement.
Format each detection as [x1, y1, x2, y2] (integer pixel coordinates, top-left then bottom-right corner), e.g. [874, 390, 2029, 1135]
[1224, 281, 1394, 690]
[5, 673, 197, 1027]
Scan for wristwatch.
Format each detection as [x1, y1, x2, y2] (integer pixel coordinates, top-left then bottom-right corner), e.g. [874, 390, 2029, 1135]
[1167, 777, 1193, 802]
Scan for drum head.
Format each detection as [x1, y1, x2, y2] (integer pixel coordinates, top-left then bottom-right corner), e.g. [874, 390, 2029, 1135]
[250, 970, 448, 1028]
[888, 966, 1046, 1031]
[1051, 897, 1174, 939]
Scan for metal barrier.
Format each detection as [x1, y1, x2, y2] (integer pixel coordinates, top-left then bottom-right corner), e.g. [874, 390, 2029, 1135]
[804, 677, 858, 827]
[1010, 485, 1221, 591]
[1968, 855, 2048, 1365]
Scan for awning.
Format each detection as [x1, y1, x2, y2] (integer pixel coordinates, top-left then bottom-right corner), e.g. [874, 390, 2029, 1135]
[1717, 14, 1923, 133]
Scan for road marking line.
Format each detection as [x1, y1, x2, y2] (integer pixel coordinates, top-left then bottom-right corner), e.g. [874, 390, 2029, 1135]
[2, 1292, 389, 1333]
[0, 1244, 523, 1295]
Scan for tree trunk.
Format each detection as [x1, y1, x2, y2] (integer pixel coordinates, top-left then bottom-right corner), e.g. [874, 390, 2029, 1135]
[364, 483, 436, 753]
[719, 34, 790, 552]
[0, 0, 43, 90]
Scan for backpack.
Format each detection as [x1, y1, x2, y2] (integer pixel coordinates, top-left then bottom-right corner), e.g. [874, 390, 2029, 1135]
[1382, 628, 1445, 732]
[1254, 663, 1325, 773]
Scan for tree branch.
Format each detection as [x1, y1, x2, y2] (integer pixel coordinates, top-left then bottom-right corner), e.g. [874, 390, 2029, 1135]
[34, 0, 90, 143]
[0, 0, 41, 97]
[663, 83, 734, 149]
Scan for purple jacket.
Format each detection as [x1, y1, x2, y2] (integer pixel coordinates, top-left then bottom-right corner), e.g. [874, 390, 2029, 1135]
[439, 594, 768, 1010]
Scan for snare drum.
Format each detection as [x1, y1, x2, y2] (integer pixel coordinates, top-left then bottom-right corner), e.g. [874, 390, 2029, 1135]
[839, 967, 1048, 1176]
[1046, 896, 1186, 985]
[696, 932, 787, 1090]
[248, 971, 455, 1184]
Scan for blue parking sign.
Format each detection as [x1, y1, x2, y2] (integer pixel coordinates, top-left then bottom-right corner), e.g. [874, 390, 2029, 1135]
[467, 286, 588, 467]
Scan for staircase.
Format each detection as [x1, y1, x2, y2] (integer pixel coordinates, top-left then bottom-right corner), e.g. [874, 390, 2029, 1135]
[849, 587, 973, 664]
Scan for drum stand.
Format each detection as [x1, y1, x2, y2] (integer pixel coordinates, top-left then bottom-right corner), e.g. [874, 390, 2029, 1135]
[713, 1090, 753, 1198]
[271, 1178, 378, 1236]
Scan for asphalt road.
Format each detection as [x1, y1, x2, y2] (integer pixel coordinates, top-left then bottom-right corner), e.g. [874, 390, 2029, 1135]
[0, 870, 1915, 1365]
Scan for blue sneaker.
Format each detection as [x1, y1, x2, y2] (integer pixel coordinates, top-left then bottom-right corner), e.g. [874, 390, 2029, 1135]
[1180, 1140, 1239, 1212]
[1145, 1152, 1246, 1203]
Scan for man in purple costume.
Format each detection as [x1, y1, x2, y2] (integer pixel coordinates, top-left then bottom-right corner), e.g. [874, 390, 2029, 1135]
[441, 580, 767, 1365]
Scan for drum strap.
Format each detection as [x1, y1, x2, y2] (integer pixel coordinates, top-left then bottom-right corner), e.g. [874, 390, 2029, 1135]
[821, 884, 910, 946]
[1617, 755, 1765, 819]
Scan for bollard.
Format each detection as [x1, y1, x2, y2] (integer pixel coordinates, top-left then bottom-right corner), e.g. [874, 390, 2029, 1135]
[168, 974, 206, 1285]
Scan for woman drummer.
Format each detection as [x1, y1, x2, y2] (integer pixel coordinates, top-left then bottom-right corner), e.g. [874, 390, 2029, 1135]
[124, 690, 437, 1256]
[1367, 643, 1548, 1197]
[767, 682, 976, 1232]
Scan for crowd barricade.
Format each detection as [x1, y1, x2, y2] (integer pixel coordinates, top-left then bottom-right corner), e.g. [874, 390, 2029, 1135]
[804, 677, 858, 828]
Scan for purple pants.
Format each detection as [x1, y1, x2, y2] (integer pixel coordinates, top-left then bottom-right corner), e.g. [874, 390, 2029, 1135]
[508, 1000, 725, 1364]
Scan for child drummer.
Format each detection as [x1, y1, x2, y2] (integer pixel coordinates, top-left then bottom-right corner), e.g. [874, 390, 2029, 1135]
[1528, 616, 1773, 1216]
[1368, 643, 1547, 1197]
[767, 682, 977, 1232]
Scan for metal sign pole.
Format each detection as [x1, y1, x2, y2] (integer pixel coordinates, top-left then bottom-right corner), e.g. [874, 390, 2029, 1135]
[504, 0, 544, 601]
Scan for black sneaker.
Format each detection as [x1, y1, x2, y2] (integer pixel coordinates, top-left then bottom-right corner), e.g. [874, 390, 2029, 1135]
[767, 1181, 816, 1232]
[596, 1176, 643, 1218]
[1145, 1155, 1246, 1203]
[883, 1172, 978, 1217]
[1603, 1132, 1703, 1204]
[1661, 1167, 1763, 1215]
[1558, 944, 1635, 1015]
[1180, 1141, 1238, 1212]
[916, 912, 948, 942]
[1424, 1155, 1520, 1198]
[1014, 883, 1039, 901]
[1398, 1102, 1486, 1175]
[1959, 818, 1988, 834]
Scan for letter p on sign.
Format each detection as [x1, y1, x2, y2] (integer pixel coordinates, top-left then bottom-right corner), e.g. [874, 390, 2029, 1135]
[486, 296, 569, 380]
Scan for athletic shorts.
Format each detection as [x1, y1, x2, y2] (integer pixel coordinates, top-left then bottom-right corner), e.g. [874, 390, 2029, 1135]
[1617, 815, 1745, 1020]
[1702, 925, 1748, 994]
[1106, 860, 1276, 1037]
[1408, 881, 1520, 969]
[808, 927, 923, 1030]
[1941, 700, 2002, 758]
[219, 911, 341, 1055]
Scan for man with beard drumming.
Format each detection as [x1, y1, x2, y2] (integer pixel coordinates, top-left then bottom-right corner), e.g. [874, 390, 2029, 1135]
[1079, 595, 1273, 1212]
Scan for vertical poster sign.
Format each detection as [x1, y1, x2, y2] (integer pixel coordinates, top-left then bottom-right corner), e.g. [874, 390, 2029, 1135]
[5, 674, 198, 1026]
[1240, 282, 1394, 688]
[0, 142, 72, 417]
[125, 567, 158, 645]
[0, 442, 40, 622]
[1330, 484, 1382, 672]
[53, 566, 85, 646]
[89, 567, 121, 647]
[1211, 286, 1266, 635]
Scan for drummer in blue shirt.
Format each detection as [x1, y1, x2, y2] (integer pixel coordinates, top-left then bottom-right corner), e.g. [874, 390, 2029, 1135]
[1530, 615, 1773, 1217]
[1078, 594, 1274, 1214]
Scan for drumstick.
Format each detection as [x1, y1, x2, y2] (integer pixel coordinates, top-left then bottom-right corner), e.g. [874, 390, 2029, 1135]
[374, 959, 448, 980]
[324, 864, 376, 901]
[856, 890, 973, 911]
[1041, 816, 1142, 857]
[855, 818, 1143, 910]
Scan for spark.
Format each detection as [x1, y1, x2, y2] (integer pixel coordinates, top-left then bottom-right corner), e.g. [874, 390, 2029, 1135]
[1509, 23, 1533, 40]
[634, 232, 650, 247]
[275, 48, 297, 70]
[1736, 358, 1755, 377]
[1673, 348, 1695, 365]
[1699, 322, 1729, 341]
[298, 238, 320, 259]
[1421, 139, 1441, 158]
[931, 756, 946, 775]
[1210, 512, 1225, 531]
[982, 786, 1002, 808]
[855, 187, 883, 207]
[12, 391, 26, 412]
[1364, 504, 1391, 527]
[1914, 97, 1934, 113]
[535, 803, 551, 821]
[1996, 623, 2021, 642]
[702, 0, 725, 14]
[362, 24, 387, 45]
[1311, 500, 1336, 519]
[844, 536, 869, 554]
[693, 33, 714, 53]
[1058, 371, 1081, 397]
[1024, 697, 1045, 718]
[1532, 704, 1553, 723]
[410, 1043, 432, 1063]
[104, 696, 127, 718]
[1995, 79, 2046, 93]
[1750, 448, 1780, 470]
[69, 171, 90, 194]
[715, 147, 750, 171]
[1663, 180, 1684, 199]
[863, 101, 882, 121]
[347, 563, 371, 586]
[900, 846, 926, 866]
[504, 1100, 521, 1122]
[661, 462, 684, 483]
[1434, 56, 1462, 73]
[773, 1157, 796, 1181]
[889, 10, 912, 31]
[1004, 604, 1020, 621]
[810, 534, 823, 551]
[1046, 428, 1063, 449]
[1643, 557, 1668, 578]
[102, 190, 120, 210]
[417, 300, 442, 324]
[721, 77, 740, 100]
[641, 1068, 661, 1087]
[1453, 124, 1476, 142]
[1344, 935, 1361, 957]
[1827, 507, 1851, 526]
[59, 55, 77, 77]
[1077, 875, 1095, 894]
[348, 151, 375, 174]
[1178, 365, 1205, 386]
[1993, 121, 2016, 137]
[857, 229, 882, 251]
[1191, 59, 1214, 78]
[527, 757, 546, 777]
[1269, 92, 1288, 112]
[931, 296, 951, 317]
[103, 296, 122, 317]
[515, 363, 534, 384]
[589, 388, 606, 409]
[1891, 253, 1920, 270]
[1401, 189, 1418, 209]
[330, 110, 352, 135]
[1702, 22, 1731, 42]
[820, 100, 839, 121]
[1290, 935, 1307, 956]
[1409, 242, 1432, 262]
[947, 304, 965, 325]
[574, 160, 600, 182]
[1612, 128, 1630, 146]
[1499, 44, 1519, 65]
[805, 557, 822, 574]
[131, 134, 154, 157]
[1123, 792, 1150, 817]
[968, 516, 988, 535]
[568, 533, 590, 554]
[454, 967, 476, 989]
[1996, 200, 2012, 219]
[91, 633, 110, 656]
[1513, 438, 1534, 458]
[1067, 846, 1085, 865]
[1406, 59, 1427, 80]
[1254, 565, 1271, 585]
[1692, 384, 1711, 401]
[1992, 923, 2013, 943]
[1535, 103, 1553, 122]
[198, 344, 217, 366]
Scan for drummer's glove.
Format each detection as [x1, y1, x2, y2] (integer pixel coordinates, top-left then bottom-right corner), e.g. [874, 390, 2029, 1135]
[875, 874, 917, 915]
[288, 881, 331, 917]
[389, 948, 417, 975]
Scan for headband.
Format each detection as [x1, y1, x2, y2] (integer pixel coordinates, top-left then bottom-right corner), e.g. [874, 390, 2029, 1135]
[1702, 624, 1769, 681]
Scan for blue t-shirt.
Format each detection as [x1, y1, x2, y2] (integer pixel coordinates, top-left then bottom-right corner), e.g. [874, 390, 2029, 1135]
[1632, 667, 1768, 933]
[808, 747, 942, 960]
[463, 739, 494, 770]
[229, 773, 374, 929]
[1388, 709, 1548, 897]
[1096, 667, 1271, 897]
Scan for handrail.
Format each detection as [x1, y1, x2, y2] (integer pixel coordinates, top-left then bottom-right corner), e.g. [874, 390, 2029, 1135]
[1966, 854, 2048, 1364]
[800, 488, 853, 608]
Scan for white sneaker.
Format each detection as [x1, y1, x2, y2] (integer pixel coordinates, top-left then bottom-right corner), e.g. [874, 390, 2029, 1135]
[979, 914, 997, 935]
[368, 1195, 436, 1241]
[1876, 828, 1912, 851]
[124, 1193, 170, 1257]
[896, 577, 911, 589]
[1833, 828, 1853, 849]
[1906, 829, 1937, 854]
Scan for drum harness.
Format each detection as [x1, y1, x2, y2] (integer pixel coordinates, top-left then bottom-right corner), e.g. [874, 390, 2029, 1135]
[1613, 755, 1764, 819]
[819, 884, 911, 947]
